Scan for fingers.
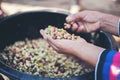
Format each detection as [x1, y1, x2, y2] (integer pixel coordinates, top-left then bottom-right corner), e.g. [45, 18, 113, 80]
[40, 29, 61, 52]
[71, 22, 85, 32]
[40, 29, 56, 45]
[64, 22, 88, 33]
[45, 35, 60, 49]
[65, 11, 89, 33]
[47, 41, 61, 52]
[64, 22, 79, 32]
[66, 13, 80, 23]
[40, 29, 47, 40]
[66, 11, 86, 23]
[71, 23, 78, 32]
[64, 23, 71, 29]
[66, 14, 79, 23]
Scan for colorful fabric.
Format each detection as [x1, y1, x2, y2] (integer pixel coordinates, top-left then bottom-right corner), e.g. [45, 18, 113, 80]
[95, 50, 120, 80]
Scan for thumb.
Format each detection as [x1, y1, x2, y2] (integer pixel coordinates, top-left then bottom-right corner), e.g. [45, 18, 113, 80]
[40, 29, 59, 48]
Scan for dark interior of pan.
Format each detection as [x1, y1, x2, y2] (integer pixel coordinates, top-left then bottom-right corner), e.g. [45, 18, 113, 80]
[0, 11, 118, 80]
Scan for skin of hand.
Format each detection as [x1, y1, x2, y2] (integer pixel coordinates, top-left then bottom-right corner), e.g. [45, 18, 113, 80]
[40, 29, 105, 66]
[65, 10, 119, 36]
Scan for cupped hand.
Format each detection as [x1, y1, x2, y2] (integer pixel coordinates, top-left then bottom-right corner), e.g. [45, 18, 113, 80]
[40, 29, 105, 66]
[40, 29, 87, 56]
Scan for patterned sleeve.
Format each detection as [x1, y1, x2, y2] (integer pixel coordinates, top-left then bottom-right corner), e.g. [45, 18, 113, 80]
[95, 49, 120, 80]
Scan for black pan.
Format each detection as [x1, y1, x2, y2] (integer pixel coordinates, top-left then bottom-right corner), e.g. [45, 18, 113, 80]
[0, 11, 118, 80]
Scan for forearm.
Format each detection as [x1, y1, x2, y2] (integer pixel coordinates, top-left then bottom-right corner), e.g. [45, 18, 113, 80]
[100, 14, 120, 36]
[75, 43, 105, 66]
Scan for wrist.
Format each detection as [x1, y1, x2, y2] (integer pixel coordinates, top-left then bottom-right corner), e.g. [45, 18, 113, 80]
[100, 13, 119, 35]
[75, 43, 105, 66]
[118, 19, 120, 36]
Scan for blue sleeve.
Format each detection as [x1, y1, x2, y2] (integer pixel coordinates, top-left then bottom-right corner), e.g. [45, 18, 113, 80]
[95, 49, 120, 80]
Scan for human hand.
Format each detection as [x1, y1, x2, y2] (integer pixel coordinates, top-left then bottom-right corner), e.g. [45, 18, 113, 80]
[40, 29, 87, 56]
[65, 10, 104, 33]
[40, 29, 105, 66]
[65, 10, 119, 35]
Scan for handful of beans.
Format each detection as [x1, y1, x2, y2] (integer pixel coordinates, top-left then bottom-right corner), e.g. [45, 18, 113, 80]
[44, 25, 79, 40]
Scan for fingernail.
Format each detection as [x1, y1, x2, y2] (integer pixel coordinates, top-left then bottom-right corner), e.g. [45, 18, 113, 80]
[64, 24, 70, 29]
[66, 16, 72, 21]
[40, 30, 43, 35]
[44, 35, 47, 40]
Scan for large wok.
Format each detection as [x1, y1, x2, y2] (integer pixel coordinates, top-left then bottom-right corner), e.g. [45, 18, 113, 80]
[0, 11, 118, 80]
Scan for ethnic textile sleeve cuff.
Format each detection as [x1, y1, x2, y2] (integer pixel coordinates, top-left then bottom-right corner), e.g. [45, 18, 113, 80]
[118, 19, 120, 37]
[95, 49, 118, 80]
